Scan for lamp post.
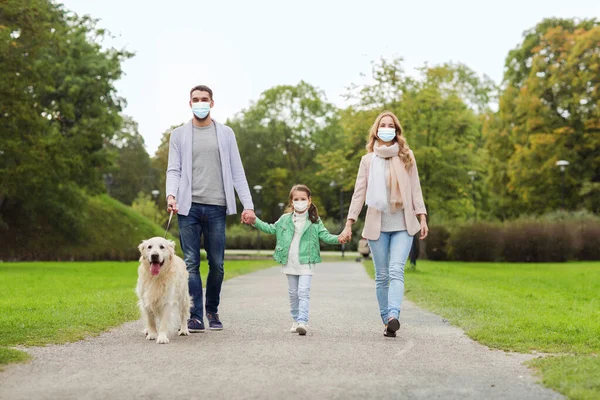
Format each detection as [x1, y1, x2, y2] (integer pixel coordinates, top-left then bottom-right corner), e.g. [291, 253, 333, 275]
[467, 171, 477, 220]
[278, 202, 285, 213]
[103, 173, 113, 196]
[253, 185, 263, 252]
[151, 189, 160, 205]
[556, 160, 569, 210]
[330, 180, 345, 259]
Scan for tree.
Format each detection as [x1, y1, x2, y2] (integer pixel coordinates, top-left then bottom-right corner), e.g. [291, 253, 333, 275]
[320, 58, 495, 222]
[227, 81, 343, 221]
[0, 0, 132, 239]
[151, 123, 184, 214]
[131, 192, 162, 226]
[486, 18, 600, 215]
[104, 116, 156, 205]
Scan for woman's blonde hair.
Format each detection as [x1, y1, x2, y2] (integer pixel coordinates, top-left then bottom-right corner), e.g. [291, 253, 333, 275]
[366, 111, 413, 169]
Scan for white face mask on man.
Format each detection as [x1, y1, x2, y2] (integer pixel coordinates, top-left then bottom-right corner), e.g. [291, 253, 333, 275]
[293, 200, 309, 213]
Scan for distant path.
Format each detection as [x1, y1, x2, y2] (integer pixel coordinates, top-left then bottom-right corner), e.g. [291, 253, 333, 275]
[0, 262, 562, 400]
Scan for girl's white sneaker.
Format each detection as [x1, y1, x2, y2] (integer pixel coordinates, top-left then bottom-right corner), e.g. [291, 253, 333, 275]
[290, 322, 299, 333]
[296, 323, 307, 335]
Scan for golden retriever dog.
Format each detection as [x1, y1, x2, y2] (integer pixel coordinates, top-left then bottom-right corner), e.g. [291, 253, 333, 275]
[136, 237, 191, 344]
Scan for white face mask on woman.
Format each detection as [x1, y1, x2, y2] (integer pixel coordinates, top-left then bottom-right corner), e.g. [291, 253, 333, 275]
[293, 200, 309, 212]
[377, 127, 396, 142]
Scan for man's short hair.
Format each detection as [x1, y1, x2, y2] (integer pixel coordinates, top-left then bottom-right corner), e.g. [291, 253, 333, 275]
[190, 85, 213, 100]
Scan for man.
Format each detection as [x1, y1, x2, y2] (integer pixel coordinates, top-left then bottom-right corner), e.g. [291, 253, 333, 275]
[409, 235, 419, 271]
[166, 85, 255, 332]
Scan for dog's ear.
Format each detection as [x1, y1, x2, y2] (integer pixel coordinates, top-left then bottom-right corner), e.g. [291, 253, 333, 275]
[167, 240, 176, 250]
[138, 240, 146, 253]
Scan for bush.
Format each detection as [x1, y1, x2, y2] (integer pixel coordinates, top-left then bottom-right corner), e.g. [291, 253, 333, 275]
[501, 222, 571, 262]
[225, 223, 276, 250]
[577, 222, 600, 260]
[423, 214, 600, 263]
[448, 223, 503, 262]
[425, 225, 451, 261]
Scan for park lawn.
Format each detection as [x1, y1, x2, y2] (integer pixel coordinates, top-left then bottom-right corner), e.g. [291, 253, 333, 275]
[363, 260, 600, 400]
[0, 259, 276, 367]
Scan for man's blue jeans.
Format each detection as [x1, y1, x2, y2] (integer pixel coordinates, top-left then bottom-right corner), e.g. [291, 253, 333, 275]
[368, 230, 412, 323]
[177, 203, 226, 320]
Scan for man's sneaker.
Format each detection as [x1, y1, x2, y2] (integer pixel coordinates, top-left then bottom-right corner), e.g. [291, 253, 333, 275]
[187, 318, 205, 333]
[290, 322, 299, 333]
[206, 313, 223, 330]
[296, 323, 307, 336]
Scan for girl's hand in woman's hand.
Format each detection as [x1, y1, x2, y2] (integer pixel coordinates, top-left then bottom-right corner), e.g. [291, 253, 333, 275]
[340, 226, 352, 243]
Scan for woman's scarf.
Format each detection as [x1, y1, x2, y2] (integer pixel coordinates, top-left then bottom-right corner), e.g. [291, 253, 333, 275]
[365, 142, 404, 213]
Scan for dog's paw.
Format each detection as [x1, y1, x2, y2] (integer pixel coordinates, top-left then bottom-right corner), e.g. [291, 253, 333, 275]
[146, 331, 157, 340]
[178, 328, 190, 336]
[156, 333, 170, 344]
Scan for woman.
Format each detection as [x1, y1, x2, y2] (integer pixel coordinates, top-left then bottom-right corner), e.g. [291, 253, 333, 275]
[340, 111, 428, 337]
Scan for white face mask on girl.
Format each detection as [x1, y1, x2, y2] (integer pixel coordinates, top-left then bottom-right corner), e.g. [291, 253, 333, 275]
[293, 200, 309, 212]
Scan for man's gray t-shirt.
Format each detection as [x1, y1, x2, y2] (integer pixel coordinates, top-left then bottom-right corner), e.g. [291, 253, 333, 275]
[191, 123, 226, 206]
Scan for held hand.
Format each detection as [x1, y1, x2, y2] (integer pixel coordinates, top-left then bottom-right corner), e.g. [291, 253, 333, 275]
[340, 226, 352, 243]
[241, 209, 256, 225]
[167, 196, 178, 213]
[338, 235, 346, 244]
[419, 219, 429, 240]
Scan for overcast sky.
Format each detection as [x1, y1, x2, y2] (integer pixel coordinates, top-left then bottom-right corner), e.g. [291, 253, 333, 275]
[59, 0, 600, 155]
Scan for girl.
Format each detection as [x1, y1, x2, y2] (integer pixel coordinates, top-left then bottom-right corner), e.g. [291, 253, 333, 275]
[340, 111, 428, 338]
[249, 184, 344, 335]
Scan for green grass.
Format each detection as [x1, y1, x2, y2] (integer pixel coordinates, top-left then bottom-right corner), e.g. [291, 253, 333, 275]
[0, 348, 30, 370]
[0, 259, 275, 366]
[1, 195, 179, 261]
[363, 260, 600, 400]
[529, 356, 600, 400]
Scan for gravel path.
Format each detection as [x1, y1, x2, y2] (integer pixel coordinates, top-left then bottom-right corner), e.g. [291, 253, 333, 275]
[0, 262, 562, 400]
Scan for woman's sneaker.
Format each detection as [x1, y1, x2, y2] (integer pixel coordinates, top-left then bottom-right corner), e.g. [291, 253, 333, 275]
[385, 317, 400, 337]
[290, 322, 299, 333]
[296, 323, 307, 336]
[383, 325, 396, 337]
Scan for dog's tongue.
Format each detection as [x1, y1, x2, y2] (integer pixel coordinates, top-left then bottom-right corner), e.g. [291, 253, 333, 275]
[150, 262, 161, 276]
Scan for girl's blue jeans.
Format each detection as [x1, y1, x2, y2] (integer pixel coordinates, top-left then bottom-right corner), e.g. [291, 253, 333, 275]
[287, 274, 312, 324]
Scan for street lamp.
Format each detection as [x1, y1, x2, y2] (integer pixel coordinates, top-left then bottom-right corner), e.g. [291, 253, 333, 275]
[253, 185, 263, 251]
[103, 173, 113, 196]
[278, 202, 285, 212]
[556, 160, 569, 209]
[151, 189, 160, 210]
[467, 171, 477, 220]
[330, 179, 345, 259]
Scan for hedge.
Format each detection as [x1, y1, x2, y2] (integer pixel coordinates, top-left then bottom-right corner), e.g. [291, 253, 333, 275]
[425, 218, 600, 263]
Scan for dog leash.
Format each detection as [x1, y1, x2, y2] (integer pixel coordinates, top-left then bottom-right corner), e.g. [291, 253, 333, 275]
[164, 210, 174, 238]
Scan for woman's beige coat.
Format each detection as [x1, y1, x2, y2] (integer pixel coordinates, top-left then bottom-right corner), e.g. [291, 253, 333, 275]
[347, 150, 427, 240]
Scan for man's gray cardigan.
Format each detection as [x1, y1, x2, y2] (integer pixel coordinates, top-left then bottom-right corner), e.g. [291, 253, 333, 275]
[166, 119, 254, 216]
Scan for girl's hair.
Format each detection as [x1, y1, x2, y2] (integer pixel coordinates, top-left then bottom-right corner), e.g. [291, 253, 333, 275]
[285, 184, 319, 223]
[366, 111, 413, 169]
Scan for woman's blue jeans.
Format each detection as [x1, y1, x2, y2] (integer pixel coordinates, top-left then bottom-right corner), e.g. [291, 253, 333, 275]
[368, 230, 413, 324]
